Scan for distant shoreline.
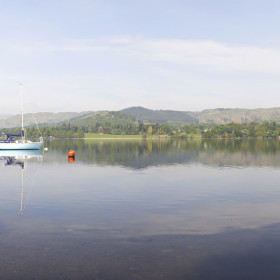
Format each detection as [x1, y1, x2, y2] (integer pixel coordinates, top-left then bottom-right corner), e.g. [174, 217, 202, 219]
[84, 136, 170, 140]
[84, 137, 148, 140]
[82, 133, 170, 140]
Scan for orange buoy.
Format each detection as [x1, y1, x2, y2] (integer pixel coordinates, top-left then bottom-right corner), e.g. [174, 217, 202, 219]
[68, 150, 75, 158]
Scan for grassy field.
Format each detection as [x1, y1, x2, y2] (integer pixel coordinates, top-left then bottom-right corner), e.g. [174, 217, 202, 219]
[84, 133, 169, 139]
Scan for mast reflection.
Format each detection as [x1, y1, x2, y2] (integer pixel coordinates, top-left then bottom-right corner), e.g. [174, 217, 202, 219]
[0, 150, 42, 214]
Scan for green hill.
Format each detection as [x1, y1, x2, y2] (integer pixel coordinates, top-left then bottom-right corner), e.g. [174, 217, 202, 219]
[192, 108, 280, 124]
[121, 106, 198, 124]
[64, 111, 136, 126]
[3, 107, 280, 129]
[122, 107, 280, 124]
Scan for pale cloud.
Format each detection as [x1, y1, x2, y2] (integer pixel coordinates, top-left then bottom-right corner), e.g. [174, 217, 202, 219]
[12, 36, 280, 74]
[111, 38, 280, 74]
[2, 36, 280, 113]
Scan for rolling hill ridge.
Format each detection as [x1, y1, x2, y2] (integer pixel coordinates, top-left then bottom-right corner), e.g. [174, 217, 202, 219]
[2, 107, 280, 128]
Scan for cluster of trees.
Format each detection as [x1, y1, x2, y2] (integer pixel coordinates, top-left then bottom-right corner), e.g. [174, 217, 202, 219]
[0, 125, 85, 139]
[199, 122, 280, 139]
[1, 121, 280, 139]
[0, 123, 172, 139]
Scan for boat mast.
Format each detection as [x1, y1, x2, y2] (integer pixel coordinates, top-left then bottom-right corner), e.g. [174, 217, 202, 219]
[19, 83, 24, 140]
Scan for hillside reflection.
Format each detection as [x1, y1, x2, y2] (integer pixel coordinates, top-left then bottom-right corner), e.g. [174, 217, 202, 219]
[45, 139, 280, 168]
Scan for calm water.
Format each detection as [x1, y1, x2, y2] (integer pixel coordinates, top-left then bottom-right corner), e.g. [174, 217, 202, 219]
[1, 139, 280, 279]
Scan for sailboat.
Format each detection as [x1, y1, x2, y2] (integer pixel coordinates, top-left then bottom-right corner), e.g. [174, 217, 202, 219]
[0, 84, 43, 150]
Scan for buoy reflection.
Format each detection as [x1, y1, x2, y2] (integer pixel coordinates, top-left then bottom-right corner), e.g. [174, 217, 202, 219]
[68, 157, 75, 163]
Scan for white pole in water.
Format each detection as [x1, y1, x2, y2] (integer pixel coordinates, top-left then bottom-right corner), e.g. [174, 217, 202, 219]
[19, 83, 24, 140]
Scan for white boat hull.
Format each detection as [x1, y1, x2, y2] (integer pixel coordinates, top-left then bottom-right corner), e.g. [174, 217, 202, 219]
[0, 142, 43, 150]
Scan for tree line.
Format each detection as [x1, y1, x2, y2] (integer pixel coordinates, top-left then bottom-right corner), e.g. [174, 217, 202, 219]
[1, 121, 280, 139]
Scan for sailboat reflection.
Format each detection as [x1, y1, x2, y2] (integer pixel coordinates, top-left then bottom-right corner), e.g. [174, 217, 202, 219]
[0, 150, 43, 214]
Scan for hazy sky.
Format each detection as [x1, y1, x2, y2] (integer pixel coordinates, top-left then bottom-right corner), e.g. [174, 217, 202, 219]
[1, 0, 280, 114]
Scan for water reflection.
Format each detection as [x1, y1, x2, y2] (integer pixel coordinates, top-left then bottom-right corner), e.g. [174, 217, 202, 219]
[0, 150, 42, 214]
[0, 149, 43, 158]
[1, 141, 280, 279]
[46, 138, 280, 168]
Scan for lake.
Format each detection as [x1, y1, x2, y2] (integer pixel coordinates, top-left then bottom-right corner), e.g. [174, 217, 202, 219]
[1, 139, 280, 279]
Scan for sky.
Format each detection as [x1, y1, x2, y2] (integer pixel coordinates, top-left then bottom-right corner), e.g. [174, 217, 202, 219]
[1, 0, 280, 114]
